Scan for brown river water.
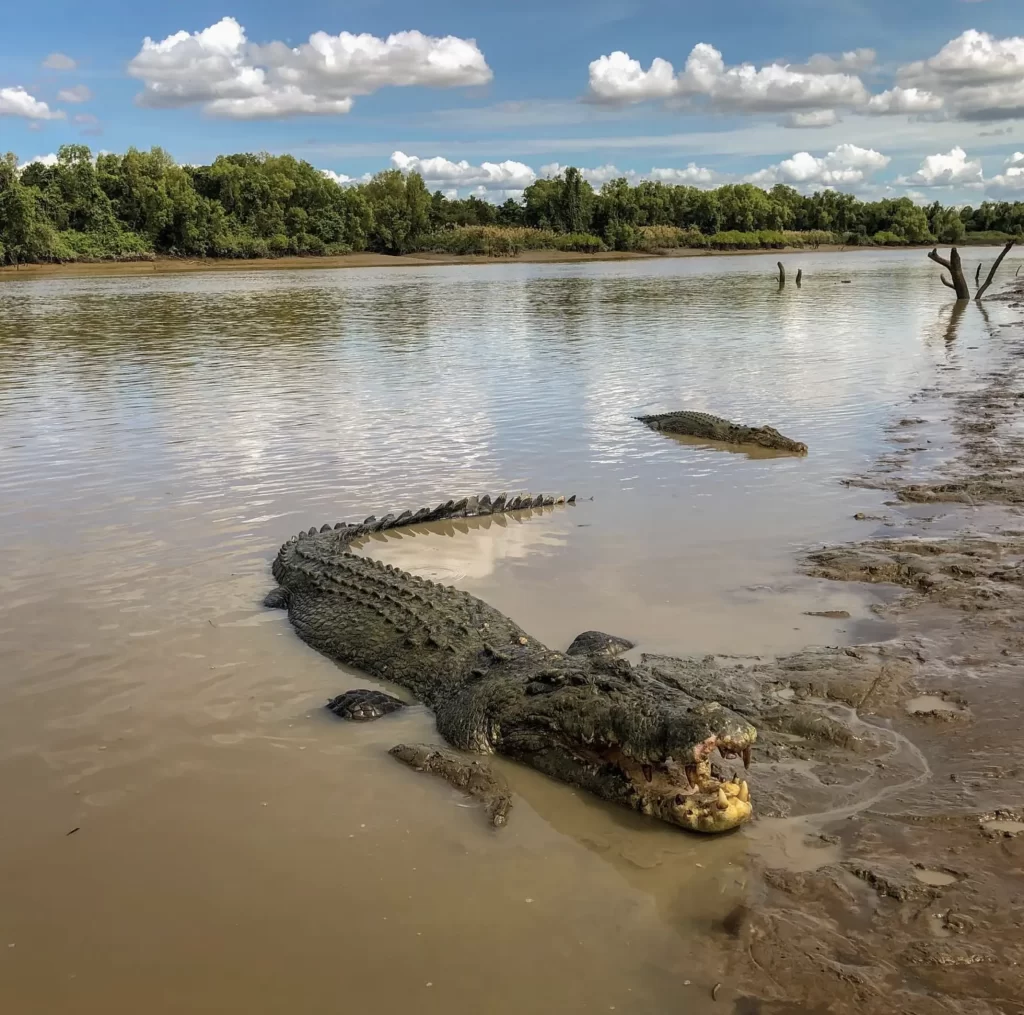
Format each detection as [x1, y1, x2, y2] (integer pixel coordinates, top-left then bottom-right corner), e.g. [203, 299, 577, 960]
[0, 249, 1018, 1013]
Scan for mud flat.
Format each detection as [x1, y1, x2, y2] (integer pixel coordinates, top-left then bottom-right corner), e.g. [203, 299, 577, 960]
[718, 284, 1024, 1013]
[0, 243, 935, 283]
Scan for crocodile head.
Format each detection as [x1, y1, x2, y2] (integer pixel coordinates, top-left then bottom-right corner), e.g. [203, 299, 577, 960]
[750, 426, 808, 455]
[604, 696, 756, 833]
[492, 659, 757, 833]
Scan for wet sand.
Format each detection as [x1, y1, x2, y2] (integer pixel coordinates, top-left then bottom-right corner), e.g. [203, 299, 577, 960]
[718, 282, 1024, 1012]
[0, 242, 913, 283]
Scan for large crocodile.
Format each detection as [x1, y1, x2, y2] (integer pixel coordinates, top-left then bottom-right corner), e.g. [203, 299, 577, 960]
[264, 493, 755, 833]
[637, 410, 808, 454]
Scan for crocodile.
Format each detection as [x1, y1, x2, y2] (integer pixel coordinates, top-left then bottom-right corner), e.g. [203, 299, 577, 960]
[264, 493, 756, 833]
[636, 410, 808, 454]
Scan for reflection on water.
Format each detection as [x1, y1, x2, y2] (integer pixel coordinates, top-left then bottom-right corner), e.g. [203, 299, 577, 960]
[0, 249, 1017, 1013]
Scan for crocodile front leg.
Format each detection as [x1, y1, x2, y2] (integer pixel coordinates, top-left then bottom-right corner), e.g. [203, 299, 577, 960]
[389, 743, 512, 827]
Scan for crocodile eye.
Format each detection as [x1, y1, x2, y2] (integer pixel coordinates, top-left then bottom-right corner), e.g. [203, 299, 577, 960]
[675, 794, 686, 806]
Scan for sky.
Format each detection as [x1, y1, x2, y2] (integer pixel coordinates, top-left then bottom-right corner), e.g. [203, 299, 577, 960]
[2, 0, 1024, 204]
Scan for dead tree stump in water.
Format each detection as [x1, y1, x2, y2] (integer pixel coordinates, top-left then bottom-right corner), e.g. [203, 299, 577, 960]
[929, 241, 1015, 302]
[796, 268, 803, 287]
[975, 239, 1016, 301]
[928, 247, 970, 300]
[777, 262, 786, 288]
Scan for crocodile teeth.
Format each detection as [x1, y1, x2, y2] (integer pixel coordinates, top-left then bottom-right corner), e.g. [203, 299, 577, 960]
[717, 788, 730, 810]
[739, 780, 749, 803]
[742, 747, 752, 770]
[642, 764, 653, 783]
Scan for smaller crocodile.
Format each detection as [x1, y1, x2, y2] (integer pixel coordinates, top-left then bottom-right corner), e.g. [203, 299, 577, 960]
[637, 411, 808, 454]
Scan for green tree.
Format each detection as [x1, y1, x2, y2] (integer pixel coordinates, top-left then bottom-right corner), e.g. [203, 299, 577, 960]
[0, 153, 60, 264]
[560, 167, 593, 234]
[362, 169, 431, 254]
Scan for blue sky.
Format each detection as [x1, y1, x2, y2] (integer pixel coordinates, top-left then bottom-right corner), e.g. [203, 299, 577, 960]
[3, 0, 1024, 203]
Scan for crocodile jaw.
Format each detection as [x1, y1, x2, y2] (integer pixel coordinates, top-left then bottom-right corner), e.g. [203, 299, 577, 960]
[611, 747, 754, 833]
[667, 776, 752, 833]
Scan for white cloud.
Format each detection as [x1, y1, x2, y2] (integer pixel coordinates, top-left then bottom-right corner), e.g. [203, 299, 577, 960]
[390, 151, 536, 190]
[18, 153, 59, 169]
[57, 84, 93, 103]
[584, 32, 1024, 123]
[587, 53, 678, 104]
[328, 155, 721, 196]
[901, 29, 1023, 87]
[782, 109, 839, 128]
[465, 185, 526, 202]
[746, 144, 890, 189]
[587, 43, 870, 112]
[649, 164, 717, 185]
[898, 146, 984, 187]
[321, 169, 372, 186]
[866, 86, 944, 115]
[541, 161, 718, 188]
[989, 170, 1024, 193]
[541, 161, 637, 185]
[42, 52, 76, 71]
[127, 16, 492, 119]
[898, 29, 1024, 120]
[798, 49, 876, 74]
[0, 86, 64, 120]
[985, 150, 1024, 193]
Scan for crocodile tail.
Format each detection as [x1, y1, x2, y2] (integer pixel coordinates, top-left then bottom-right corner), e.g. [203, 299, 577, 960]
[278, 491, 578, 559]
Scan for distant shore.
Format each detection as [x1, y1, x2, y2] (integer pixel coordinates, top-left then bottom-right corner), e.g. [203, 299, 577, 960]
[2, 241, 1011, 283]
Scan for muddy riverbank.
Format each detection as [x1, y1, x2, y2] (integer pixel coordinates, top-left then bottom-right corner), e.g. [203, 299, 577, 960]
[0, 242, 942, 283]
[719, 282, 1024, 1013]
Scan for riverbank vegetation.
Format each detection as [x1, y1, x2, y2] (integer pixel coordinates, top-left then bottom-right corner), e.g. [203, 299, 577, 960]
[1, 146, 1022, 266]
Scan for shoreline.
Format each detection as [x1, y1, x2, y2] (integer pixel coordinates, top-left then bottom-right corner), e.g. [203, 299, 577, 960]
[0, 242, 958, 283]
[729, 279, 1024, 1011]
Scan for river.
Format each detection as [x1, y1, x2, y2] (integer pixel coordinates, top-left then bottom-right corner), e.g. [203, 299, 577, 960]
[0, 248, 1014, 1013]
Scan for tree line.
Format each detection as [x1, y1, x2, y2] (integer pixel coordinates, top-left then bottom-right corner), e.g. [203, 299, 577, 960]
[1, 145, 1022, 266]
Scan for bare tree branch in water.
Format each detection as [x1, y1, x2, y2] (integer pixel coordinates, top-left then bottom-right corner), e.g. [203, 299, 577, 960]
[975, 240, 1016, 301]
[777, 261, 785, 289]
[929, 241, 1015, 301]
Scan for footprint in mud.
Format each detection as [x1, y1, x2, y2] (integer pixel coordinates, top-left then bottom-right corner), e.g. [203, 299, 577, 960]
[980, 810, 1024, 837]
[912, 867, 959, 887]
[904, 694, 969, 720]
